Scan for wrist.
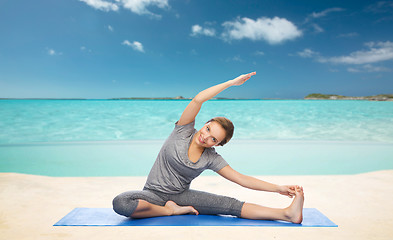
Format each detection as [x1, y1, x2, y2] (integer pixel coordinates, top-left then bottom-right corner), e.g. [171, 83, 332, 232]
[274, 184, 282, 193]
[226, 79, 236, 87]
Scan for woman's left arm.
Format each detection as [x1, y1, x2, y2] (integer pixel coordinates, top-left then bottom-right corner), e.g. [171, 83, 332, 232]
[178, 72, 256, 126]
[217, 165, 297, 198]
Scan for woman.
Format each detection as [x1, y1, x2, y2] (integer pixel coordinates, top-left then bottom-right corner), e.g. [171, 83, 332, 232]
[113, 72, 304, 223]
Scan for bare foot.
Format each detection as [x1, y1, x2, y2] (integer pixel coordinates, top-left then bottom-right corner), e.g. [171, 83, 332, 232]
[165, 201, 199, 216]
[284, 186, 304, 223]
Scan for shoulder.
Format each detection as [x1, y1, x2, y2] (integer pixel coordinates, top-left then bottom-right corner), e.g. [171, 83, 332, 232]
[173, 120, 196, 135]
[205, 148, 228, 172]
[205, 147, 224, 161]
[205, 146, 218, 155]
[167, 120, 196, 141]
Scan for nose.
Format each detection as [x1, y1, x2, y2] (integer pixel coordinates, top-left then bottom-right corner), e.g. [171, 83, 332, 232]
[203, 129, 211, 138]
[201, 131, 210, 141]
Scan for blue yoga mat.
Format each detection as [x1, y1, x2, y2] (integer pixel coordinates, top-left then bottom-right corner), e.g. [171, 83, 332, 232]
[54, 208, 337, 227]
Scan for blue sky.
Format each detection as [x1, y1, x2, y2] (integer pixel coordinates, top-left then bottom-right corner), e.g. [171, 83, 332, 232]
[0, 0, 392, 99]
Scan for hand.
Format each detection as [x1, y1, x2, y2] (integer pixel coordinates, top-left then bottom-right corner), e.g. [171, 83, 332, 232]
[277, 185, 303, 198]
[229, 72, 256, 86]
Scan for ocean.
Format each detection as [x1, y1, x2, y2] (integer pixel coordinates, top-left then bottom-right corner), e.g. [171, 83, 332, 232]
[0, 99, 392, 176]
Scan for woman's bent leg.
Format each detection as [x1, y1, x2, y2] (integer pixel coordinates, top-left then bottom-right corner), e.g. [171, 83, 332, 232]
[131, 200, 198, 218]
[112, 190, 166, 217]
[112, 190, 198, 219]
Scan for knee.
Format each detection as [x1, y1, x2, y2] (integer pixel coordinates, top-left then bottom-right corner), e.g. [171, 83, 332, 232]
[112, 194, 139, 217]
[112, 195, 126, 215]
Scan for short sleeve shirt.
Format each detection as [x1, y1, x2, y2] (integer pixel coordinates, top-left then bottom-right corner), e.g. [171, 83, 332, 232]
[143, 121, 228, 194]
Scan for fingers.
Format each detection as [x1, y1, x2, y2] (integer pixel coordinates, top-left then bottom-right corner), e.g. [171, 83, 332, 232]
[287, 185, 296, 192]
[280, 185, 296, 198]
[240, 72, 255, 80]
[242, 73, 255, 81]
[295, 185, 304, 193]
[231, 72, 256, 86]
[287, 185, 304, 197]
[245, 72, 256, 78]
[245, 72, 256, 75]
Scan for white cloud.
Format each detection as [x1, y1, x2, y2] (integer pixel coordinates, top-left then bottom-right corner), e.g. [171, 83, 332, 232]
[254, 51, 265, 56]
[347, 64, 391, 73]
[79, 0, 119, 12]
[296, 42, 393, 74]
[365, 1, 393, 13]
[108, 25, 114, 31]
[303, 8, 345, 33]
[190, 24, 216, 37]
[48, 49, 56, 55]
[222, 17, 302, 44]
[319, 41, 393, 64]
[297, 48, 319, 58]
[80, 46, 92, 53]
[79, 0, 169, 18]
[122, 40, 145, 53]
[120, 0, 169, 18]
[225, 55, 243, 62]
[47, 48, 62, 56]
[312, 24, 324, 33]
[309, 7, 345, 19]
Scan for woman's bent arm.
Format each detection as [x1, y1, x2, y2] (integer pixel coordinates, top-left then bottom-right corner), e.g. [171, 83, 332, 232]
[178, 72, 256, 126]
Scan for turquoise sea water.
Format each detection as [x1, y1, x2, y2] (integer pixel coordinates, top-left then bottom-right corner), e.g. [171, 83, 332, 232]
[1, 99, 393, 176]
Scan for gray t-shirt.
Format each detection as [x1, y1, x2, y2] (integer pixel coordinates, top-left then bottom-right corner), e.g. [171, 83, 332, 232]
[144, 121, 228, 194]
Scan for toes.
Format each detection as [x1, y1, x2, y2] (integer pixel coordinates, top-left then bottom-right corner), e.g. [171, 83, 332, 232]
[191, 207, 199, 215]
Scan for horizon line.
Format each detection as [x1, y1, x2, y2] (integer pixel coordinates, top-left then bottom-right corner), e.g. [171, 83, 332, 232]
[0, 97, 298, 100]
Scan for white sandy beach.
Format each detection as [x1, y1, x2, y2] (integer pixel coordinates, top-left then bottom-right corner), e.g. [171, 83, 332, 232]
[1, 171, 392, 240]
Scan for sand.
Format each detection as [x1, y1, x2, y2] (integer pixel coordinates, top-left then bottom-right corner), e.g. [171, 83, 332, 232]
[1, 171, 392, 240]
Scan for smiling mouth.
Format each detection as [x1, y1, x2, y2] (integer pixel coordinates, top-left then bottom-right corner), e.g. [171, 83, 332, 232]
[198, 135, 205, 144]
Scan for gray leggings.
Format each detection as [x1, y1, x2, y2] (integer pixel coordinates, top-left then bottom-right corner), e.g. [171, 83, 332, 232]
[113, 188, 245, 218]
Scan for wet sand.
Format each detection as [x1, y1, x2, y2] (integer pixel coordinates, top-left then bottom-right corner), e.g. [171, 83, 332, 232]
[1, 171, 392, 240]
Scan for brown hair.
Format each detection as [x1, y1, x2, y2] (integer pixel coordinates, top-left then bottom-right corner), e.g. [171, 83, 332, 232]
[206, 117, 234, 146]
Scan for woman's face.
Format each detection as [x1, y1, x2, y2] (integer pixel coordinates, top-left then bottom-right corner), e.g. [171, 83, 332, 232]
[195, 121, 226, 148]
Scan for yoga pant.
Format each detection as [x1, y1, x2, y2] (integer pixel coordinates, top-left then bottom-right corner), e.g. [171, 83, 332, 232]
[112, 188, 245, 218]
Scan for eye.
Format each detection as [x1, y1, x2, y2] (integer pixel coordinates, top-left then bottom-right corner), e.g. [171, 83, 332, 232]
[206, 126, 210, 132]
[212, 138, 217, 142]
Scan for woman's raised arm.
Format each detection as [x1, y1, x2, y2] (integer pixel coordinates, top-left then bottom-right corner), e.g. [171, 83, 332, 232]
[177, 72, 256, 126]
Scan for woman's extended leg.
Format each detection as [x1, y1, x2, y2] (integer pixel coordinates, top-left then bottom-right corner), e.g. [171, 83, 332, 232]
[167, 189, 245, 217]
[241, 186, 304, 223]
